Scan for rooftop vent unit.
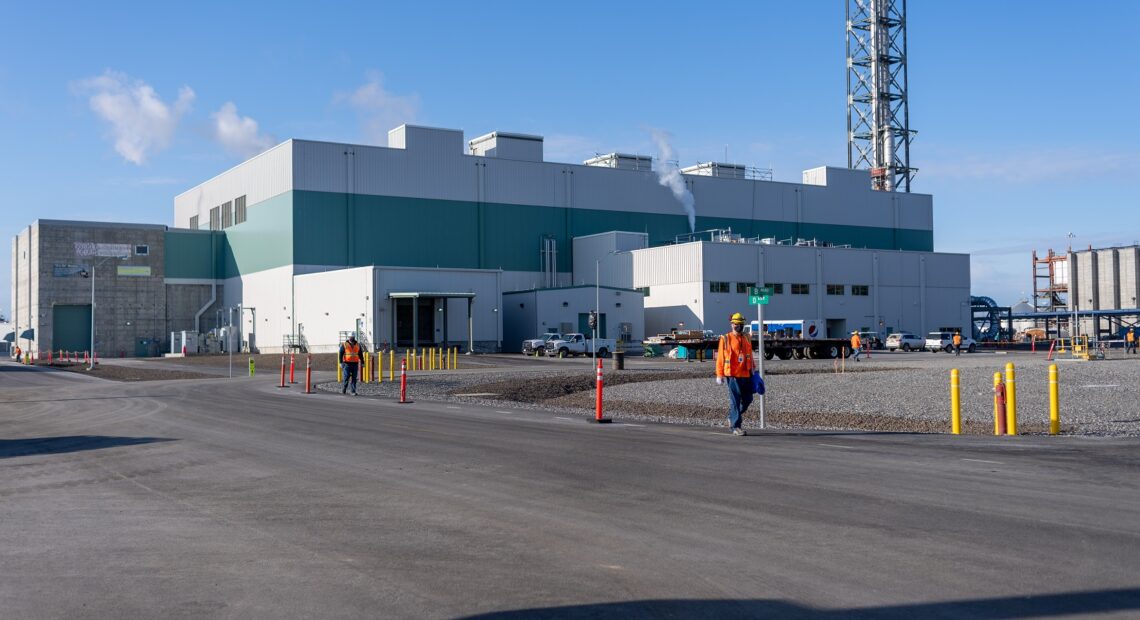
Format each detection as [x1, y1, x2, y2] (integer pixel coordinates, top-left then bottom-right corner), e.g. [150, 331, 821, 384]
[468, 131, 544, 162]
[681, 161, 746, 179]
[583, 153, 654, 171]
[681, 162, 773, 181]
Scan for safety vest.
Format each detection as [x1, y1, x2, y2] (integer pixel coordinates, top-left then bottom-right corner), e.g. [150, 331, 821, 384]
[1128, 331, 1135, 343]
[342, 341, 361, 363]
[953, 334, 962, 346]
[850, 334, 861, 349]
[717, 332, 754, 378]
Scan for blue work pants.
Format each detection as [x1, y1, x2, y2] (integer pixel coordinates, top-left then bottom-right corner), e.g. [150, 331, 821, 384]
[342, 362, 358, 394]
[726, 376, 754, 429]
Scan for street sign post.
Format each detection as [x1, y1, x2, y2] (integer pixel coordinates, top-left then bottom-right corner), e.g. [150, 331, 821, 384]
[749, 286, 769, 429]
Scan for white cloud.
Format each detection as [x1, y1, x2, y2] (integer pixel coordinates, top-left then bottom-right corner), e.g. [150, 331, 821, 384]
[212, 102, 275, 159]
[336, 72, 420, 144]
[74, 70, 194, 165]
[922, 146, 1134, 183]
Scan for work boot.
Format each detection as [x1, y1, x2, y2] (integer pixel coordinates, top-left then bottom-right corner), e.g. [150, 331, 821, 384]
[732, 428, 747, 436]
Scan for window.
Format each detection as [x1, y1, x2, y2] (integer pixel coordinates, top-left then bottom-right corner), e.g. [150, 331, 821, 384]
[852, 285, 870, 296]
[736, 282, 752, 294]
[636, 287, 650, 296]
[235, 195, 247, 225]
[189, 215, 199, 230]
[209, 206, 220, 231]
[791, 283, 810, 295]
[221, 201, 233, 228]
[709, 281, 730, 294]
[826, 284, 845, 295]
[764, 282, 783, 295]
[134, 245, 149, 256]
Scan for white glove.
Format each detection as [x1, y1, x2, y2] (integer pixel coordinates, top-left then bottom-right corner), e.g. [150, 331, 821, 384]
[716, 377, 724, 385]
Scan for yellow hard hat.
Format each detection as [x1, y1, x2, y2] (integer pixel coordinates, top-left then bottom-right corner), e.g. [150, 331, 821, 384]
[730, 312, 746, 324]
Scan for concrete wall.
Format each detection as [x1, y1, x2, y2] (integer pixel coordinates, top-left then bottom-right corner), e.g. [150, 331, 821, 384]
[11, 221, 174, 357]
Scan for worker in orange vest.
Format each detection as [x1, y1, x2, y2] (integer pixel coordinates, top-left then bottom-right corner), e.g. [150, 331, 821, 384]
[13, 345, 21, 362]
[1127, 327, 1136, 355]
[716, 312, 756, 436]
[953, 331, 963, 356]
[339, 334, 362, 395]
[850, 331, 862, 362]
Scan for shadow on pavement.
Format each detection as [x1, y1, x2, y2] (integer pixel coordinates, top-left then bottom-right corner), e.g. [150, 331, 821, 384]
[460, 587, 1140, 619]
[0, 436, 174, 459]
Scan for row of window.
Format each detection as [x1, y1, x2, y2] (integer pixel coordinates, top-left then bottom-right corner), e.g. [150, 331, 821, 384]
[709, 282, 870, 296]
[189, 195, 247, 231]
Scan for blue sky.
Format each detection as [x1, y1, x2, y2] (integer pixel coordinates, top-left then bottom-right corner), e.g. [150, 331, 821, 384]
[3, 1, 1138, 317]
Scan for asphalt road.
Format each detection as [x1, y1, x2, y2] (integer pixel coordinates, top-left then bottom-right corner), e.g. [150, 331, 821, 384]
[2, 359, 1139, 619]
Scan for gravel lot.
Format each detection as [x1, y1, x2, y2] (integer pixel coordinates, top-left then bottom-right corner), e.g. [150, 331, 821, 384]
[329, 351, 1140, 436]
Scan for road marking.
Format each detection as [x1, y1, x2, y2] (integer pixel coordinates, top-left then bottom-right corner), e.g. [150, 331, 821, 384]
[454, 392, 500, 397]
[446, 406, 461, 409]
[556, 416, 572, 420]
[621, 423, 645, 427]
[817, 443, 857, 449]
[495, 410, 513, 414]
[1078, 384, 1119, 389]
[962, 458, 1003, 465]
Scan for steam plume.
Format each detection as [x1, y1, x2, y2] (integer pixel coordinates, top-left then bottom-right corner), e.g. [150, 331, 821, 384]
[648, 128, 695, 232]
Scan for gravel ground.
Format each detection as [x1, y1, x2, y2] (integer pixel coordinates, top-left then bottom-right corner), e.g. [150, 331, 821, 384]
[328, 352, 1140, 436]
[32, 361, 221, 382]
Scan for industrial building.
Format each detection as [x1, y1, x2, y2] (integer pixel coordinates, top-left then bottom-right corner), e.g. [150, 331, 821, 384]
[10, 123, 968, 356]
[1027, 244, 1140, 339]
[9, 220, 217, 357]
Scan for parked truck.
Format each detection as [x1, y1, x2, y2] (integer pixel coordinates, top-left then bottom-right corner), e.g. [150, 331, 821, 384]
[521, 332, 562, 356]
[545, 333, 618, 358]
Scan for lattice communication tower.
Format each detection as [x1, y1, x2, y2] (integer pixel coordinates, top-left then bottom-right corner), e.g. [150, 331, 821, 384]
[846, 0, 916, 192]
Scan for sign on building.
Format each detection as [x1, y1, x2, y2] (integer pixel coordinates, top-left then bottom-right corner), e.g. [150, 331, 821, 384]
[74, 242, 132, 258]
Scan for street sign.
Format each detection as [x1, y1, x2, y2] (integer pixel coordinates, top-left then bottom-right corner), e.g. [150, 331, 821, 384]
[749, 294, 769, 305]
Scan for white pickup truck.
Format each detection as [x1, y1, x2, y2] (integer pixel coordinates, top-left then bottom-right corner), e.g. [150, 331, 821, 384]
[522, 332, 562, 356]
[545, 333, 617, 358]
[925, 331, 977, 353]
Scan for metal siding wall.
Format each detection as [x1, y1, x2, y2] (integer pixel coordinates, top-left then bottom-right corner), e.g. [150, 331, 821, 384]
[1120, 248, 1139, 308]
[1096, 249, 1118, 309]
[174, 141, 293, 228]
[164, 230, 221, 279]
[632, 243, 702, 286]
[223, 193, 294, 278]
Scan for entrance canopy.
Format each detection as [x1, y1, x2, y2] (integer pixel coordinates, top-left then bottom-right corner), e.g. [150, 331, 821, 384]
[387, 292, 476, 300]
[387, 292, 477, 351]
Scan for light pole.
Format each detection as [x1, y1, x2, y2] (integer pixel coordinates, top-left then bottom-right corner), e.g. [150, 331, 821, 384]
[1066, 232, 1076, 339]
[79, 256, 124, 370]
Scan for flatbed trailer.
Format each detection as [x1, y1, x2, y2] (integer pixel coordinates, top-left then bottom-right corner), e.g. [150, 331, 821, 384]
[753, 337, 852, 360]
[646, 335, 853, 360]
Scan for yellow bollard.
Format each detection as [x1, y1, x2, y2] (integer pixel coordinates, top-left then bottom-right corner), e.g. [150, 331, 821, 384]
[950, 369, 961, 435]
[410, 350, 416, 373]
[1005, 362, 1017, 435]
[337, 357, 343, 383]
[452, 347, 457, 369]
[389, 349, 394, 382]
[993, 372, 1003, 435]
[1049, 364, 1060, 435]
[377, 350, 383, 383]
[362, 352, 369, 384]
